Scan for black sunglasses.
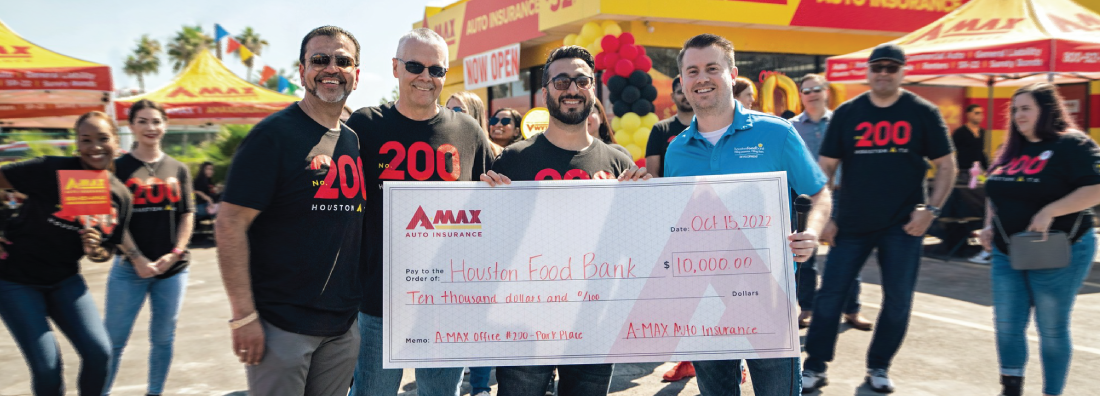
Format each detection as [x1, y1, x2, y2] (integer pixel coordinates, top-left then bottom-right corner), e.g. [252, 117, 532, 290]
[451, 106, 466, 113]
[800, 86, 826, 95]
[396, 58, 447, 78]
[546, 75, 594, 91]
[309, 54, 356, 69]
[489, 117, 512, 126]
[869, 63, 902, 74]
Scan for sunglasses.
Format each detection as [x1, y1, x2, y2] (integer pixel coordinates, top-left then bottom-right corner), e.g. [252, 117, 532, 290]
[309, 54, 356, 69]
[800, 85, 826, 95]
[547, 75, 595, 91]
[396, 58, 447, 78]
[869, 63, 902, 74]
[451, 106, 466, 113]
[489, 117, 512, 126]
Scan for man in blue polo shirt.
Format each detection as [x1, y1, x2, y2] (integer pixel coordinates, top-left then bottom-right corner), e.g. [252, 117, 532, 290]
[665, 33, 832, 396]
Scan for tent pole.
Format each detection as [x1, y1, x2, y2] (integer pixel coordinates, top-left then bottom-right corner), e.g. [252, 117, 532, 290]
[987, 77, 995, 157]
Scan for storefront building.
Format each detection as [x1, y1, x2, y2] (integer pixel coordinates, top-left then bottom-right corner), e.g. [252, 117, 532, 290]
[417, 0, 1100, 146]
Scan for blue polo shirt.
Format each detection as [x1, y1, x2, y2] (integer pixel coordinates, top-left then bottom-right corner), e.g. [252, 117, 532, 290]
[665, 101, 828, 198]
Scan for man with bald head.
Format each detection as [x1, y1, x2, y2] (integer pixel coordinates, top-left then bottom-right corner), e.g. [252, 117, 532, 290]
[345, 28, 497, 396]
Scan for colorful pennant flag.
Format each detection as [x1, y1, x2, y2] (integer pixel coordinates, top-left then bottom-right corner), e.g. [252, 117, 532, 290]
[260, 66, 277, 84]
[226, 37, 241, 54]
[215, 24, 230, 42]
[238, 45, 253, 62]
[277, 76, 289, 93]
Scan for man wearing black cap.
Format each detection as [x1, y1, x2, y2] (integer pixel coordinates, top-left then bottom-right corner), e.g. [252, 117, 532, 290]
[801, 43, 957, 393]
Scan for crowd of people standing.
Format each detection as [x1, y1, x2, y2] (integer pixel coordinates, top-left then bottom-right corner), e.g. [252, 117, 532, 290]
[0, 23, 1097, 396]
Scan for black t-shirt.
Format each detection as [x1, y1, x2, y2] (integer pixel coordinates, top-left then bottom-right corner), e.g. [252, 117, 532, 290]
[985, 132, 1100, 253]
[221, 103, 365, 336]
[952, 125, 988, 173]
[493, 134, 634, 181]
[820, 90, 954, 234]
[115, 154, 195, 262]
[645, 116, 689, 177]
[347, 103, 496, 317]
[193, 175, 217, 204]
[0, 157, 132, 285]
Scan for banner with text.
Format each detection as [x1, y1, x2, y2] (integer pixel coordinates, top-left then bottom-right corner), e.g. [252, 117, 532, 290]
[382, 173, 799, 368]
[463, 43, 521, 91]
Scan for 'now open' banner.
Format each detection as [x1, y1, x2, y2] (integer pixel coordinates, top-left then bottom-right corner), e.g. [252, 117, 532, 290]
[463, 43, 521, 91]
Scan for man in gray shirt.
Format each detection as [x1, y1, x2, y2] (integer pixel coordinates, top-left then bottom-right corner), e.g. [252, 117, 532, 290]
[789, 73, 871, 332]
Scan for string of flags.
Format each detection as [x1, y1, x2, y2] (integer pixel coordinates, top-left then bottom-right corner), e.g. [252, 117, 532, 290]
[215, 24, 300, 95]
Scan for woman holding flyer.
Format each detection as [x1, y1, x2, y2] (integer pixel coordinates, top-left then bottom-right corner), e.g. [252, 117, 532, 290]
[102, 99, 195, 396]
[0, 111, 132, 396]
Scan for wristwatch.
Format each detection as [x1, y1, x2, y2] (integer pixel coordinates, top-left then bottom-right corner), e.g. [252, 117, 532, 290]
[916, 204, 942, 217]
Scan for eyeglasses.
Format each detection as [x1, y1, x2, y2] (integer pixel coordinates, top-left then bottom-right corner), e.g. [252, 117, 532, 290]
[451, 106, 466, 113]
[800, 86, 826, 95]
[309, 54, 356, 69]
[869, 63, 902, 74]
[396, 58, 447, 78]
[547, 75, 595, 91]
[489, 117, 512, 126]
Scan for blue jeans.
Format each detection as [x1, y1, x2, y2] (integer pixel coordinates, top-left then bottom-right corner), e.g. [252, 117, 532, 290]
[693, 357, 801, 396]
[102, 258, 189, 395]
[470, 366, 492, 394]
[991, 231, 1096, 396]
[796, 254, 862, 314]
[351, 312, 463, 396]
[496, 364, 613, 396]
[804, 223, 923, 373]
[0, 274, 112, 396]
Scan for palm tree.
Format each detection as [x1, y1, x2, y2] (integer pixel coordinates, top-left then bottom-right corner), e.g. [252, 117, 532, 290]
[235, 27, 269, 82]
[166, 25, 213, 73]
[122, 35, 161, 92]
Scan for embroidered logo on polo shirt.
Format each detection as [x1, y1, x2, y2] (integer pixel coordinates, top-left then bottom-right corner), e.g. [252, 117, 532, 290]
[734, 143, 765, 159]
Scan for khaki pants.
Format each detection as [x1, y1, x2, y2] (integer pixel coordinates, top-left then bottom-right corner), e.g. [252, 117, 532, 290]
[246, 318, 359, 396]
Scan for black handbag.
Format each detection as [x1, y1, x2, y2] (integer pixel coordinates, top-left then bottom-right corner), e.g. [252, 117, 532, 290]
[993, 208, 1083, 271]
[155, 205, 190, 279]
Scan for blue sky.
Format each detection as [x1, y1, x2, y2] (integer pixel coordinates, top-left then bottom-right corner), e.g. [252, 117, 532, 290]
[4, 0, 450, 111]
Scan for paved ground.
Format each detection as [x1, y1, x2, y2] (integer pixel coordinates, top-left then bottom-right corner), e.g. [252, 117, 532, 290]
[2, 235, 1099, 396]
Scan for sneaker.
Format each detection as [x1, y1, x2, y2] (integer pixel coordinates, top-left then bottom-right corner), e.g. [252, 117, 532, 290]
[662, 361, 696, 382]
[865, 369, 895, 393]
[969, 250, 991, 264]
[473, 392, 491, 396]
[801, 370, 827, 393]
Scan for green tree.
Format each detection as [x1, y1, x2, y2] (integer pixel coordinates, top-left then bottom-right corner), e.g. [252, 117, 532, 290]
[166, 25, 213, 73]
[379, 85, 399, 105]
[122, 35, 161, 92]
[235, 27, 269, 82]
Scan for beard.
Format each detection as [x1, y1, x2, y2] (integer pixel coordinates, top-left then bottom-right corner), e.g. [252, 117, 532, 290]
[676, 97, 693, 112]
[547, 92, 591, 125]
[306, 73, 351, 103]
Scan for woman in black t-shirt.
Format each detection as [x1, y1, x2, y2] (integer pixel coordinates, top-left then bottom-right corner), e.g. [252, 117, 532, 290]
[193, 161, 219, 219]
[102, 99, 195, 396]
[978, 83, 1100, 396]
[0, 112, 131, 395]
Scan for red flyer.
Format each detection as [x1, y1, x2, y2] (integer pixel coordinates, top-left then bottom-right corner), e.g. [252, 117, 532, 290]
[56, 170, 112, 217]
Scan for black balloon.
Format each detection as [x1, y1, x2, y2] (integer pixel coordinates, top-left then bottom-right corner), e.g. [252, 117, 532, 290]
[621, 86, 641, 103]
[609, 88, 620, 103]
[613, 100, 630, 117]
[629, 70, 648, 87]
[642, 85, 658, 101]
[632, 99, 654, 116]
[608, 76, 627, 94]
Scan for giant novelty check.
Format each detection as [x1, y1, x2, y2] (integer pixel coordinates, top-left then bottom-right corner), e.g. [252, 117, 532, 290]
[382, 172, 799, 368]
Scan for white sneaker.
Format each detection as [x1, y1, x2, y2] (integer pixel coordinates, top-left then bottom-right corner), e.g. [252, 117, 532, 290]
[865, 368, 895, 393]
[968, 250, 991, 264]
[473, 392, 491, 396]
[801, 370, 828, 393]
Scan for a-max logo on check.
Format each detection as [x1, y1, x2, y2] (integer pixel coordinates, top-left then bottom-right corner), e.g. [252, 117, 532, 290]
[406, 206, 482, 230]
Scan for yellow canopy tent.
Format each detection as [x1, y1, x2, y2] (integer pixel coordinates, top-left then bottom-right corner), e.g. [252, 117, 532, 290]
[115, 50, 298, 125]
[0, 19, 112, 129]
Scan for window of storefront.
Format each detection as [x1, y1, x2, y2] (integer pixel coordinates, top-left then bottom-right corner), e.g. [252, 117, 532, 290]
[489, 68, 534, 115]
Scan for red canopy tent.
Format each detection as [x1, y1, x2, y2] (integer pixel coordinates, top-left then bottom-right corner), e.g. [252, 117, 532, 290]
[0, 19, 112, 129]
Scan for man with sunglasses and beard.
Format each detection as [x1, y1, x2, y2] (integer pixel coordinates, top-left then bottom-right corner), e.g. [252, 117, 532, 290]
[645, 75, 694, 178]
[216, 26, 364, 395]
[801, 43, 956, 394]
[345, 28, 497, 396]
[479, 46, 649, 396]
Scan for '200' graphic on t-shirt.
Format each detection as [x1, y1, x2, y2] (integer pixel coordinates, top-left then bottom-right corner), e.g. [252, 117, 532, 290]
[379, 141, 461, 181]
[312, 154, 368, 199]
[125, 177, 182, 204]
[535, 169, 615, 180]
[992, 154, 1049, 176]
[855, 121, 911, 147]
